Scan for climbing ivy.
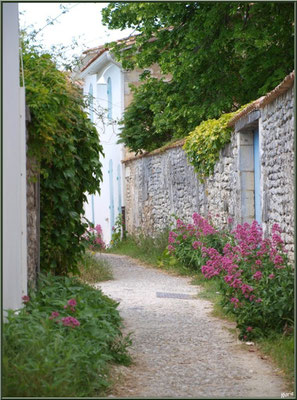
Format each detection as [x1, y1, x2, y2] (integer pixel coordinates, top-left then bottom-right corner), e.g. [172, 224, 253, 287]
[183, 103, 251, 182]
[22, 35, 104, 275]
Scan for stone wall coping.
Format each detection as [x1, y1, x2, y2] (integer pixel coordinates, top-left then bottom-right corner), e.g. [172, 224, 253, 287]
[122, 138, 186, 163]
[228, 71, 294, 127]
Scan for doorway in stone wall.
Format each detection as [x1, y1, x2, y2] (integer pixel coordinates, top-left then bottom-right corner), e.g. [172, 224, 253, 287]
[253, 128, 261, 225]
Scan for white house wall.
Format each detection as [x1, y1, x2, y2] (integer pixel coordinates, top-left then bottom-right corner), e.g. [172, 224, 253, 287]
[83, 63, 124, 245]
[3, 3, 28, 313]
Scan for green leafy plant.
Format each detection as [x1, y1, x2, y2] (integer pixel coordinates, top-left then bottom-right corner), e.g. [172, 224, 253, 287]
[3, 274, 131, 397]
[22, 34, 104, 275]
[102, 2, 294, 153]
[110, 213, 126, 248]
[183, 102, 253, 180]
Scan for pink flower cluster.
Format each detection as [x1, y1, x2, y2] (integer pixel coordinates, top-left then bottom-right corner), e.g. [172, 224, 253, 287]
[64, 298, 77, 312]
[61, 316, 80, 327]
[49, 298, 80, 328]
[22, 295, 30, 304]
[167, 213, 217, 253]
[84, 224, 105, 250]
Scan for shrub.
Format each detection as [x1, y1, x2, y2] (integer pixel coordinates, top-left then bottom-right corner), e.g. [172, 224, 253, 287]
[22, 34, 104, 276]
[3, 274, 131, 397]
[165, 214, 294, 339]
[162, 213, 232, 271]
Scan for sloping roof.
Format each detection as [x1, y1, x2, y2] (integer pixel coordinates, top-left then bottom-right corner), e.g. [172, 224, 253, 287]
[80, 32, 144, 73]
[80, 27, 174, 73]
[228, 71, 294, 126]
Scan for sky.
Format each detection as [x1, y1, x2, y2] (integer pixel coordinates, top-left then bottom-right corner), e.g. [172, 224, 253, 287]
[19, 3, 135, 67]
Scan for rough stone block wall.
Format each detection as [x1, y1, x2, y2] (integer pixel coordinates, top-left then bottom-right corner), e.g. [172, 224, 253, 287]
[26, 156, 39, 288]
[124, 134, 239, 237]
[260, 86, 294, 260]
[123, 84, 294, 262]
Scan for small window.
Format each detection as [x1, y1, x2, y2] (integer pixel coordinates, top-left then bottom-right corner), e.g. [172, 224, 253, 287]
[107, 77, 112, 120]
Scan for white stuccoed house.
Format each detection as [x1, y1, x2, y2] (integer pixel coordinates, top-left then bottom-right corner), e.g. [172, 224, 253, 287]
[79, 48, 126, 245]
[77, 37, 165, 245]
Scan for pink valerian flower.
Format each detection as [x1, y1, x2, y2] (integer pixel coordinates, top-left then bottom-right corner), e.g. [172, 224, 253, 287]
[68, 299, 77, 307]
[61, 316, 80, 327]
[183, 234, 188, 240]
[224, 275, 234, 284]
[274, 254, 284, 266]
[269, 273, 275, 279]
[249, 295, 256, 301]
[168, 231, 178, 244]
[168, 245, 175, 254]
[192, 241, 201, 250]
[176, 219, 185, 229]
[272, 233, 284, 246]
[49, 311, 60, 320]
[230, 297, 239, 308]
[22, 295, 30, 303]
[272, 223, 282, 234]
[230, 278, 242, 288]
[255, 259, 262, 266]
[246, 326, 253, 332]
[255, 298, 262, 303]
[241, 284, 254, 294]
[227, 217, 233, 225]
[253, 271, 263, 281]
[95, 224, 103, 235]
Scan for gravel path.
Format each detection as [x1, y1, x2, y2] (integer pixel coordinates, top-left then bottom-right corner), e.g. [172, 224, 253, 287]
[95, 253, 287, 399]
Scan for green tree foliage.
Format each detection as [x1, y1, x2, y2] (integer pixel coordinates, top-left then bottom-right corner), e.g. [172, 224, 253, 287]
[23, 36, 104, 275]
[102, 2, 294, 153]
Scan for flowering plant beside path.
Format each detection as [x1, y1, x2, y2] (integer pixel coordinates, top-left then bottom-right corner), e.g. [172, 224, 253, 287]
[83, 224, 105, 251]
[165, 213, 294, 339]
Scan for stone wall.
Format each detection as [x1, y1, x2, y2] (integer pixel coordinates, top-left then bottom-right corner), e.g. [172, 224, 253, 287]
[123, 134, 239, 236]
[26, 106, 40, 288]
[260, 85, 294, 258]
[26, 156, 40, 288]
[123, 76, 294, 262]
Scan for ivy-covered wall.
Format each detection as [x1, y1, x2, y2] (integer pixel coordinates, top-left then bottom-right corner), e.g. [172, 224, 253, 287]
[123, 76, 294, 262]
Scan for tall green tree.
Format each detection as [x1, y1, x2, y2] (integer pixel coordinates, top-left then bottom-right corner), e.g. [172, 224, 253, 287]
[23, 35, 104, 275]
[102, 2, 294, 153]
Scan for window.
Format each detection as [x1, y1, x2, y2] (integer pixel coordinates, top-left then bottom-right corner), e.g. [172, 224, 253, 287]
[107, 77, 112, 120]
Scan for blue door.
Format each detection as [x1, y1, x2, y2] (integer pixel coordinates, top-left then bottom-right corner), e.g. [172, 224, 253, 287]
[117, 164, 122, 214]
[253, 129, 261, 224]
[108, 159, 115, 234]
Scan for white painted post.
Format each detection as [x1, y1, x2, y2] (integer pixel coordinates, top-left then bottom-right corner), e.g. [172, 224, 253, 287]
[3, 3, 27, 314]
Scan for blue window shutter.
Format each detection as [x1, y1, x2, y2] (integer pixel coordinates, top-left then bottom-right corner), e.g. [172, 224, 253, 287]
[107, 77, 112, 120]
[117, 164, 122, 214]
[253, 129, 261, 224]
[108, 159, 115, 233]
